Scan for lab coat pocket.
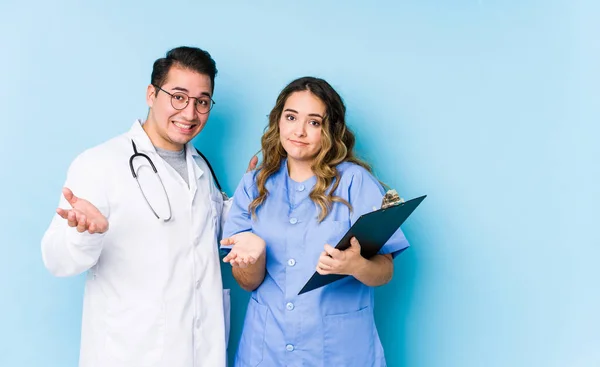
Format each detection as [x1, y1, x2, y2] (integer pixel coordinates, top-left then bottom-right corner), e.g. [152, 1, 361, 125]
[105, 299, 165, 366]
[237, 297, 268, 367]
[323, 306, 375, 366]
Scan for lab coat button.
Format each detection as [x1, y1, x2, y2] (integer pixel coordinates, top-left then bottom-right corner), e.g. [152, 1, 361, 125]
[286, 344, 294, 352]
[287, 258, 296, 266]
[289, 218, 298, 224]
[286, 302, 294, 311]
[297, 185, 305, 192]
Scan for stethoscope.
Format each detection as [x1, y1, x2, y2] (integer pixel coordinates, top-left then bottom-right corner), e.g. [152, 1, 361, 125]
[129, 140, 223, 221]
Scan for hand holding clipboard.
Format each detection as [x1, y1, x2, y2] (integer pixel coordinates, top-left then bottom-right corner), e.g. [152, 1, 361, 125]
[298, 194, 426, 295]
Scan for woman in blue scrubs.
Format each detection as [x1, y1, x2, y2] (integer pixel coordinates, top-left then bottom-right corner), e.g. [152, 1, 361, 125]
[221, 76, 409, 367]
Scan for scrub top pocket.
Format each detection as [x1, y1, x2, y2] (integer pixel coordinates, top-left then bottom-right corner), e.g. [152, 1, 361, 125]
[236, 297, 269, 367]
[323, 306, 376, 366]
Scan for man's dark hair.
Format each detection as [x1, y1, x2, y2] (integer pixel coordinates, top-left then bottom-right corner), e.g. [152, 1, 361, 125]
[150, 46, 218, 94]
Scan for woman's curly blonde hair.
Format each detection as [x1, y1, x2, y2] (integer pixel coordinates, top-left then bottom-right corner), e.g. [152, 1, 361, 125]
[249, 77, 372, 222]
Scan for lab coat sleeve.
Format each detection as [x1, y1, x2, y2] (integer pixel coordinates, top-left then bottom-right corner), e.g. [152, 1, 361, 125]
[41, 150, 110, 277]
[220, 172, 256, 251]
[346, 166, 409, 257]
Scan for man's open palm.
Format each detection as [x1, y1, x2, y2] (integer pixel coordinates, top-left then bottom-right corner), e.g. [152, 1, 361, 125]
[56, 187, 108, 234]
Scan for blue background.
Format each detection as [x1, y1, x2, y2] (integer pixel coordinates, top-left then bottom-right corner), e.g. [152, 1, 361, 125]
[1, 1, 598, 366]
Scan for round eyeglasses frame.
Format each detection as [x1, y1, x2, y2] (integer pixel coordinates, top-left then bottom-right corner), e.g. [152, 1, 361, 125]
[153, 85, 215, 114]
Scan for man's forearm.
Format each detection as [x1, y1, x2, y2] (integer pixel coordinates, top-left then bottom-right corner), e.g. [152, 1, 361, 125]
[41, 217, 105, 277]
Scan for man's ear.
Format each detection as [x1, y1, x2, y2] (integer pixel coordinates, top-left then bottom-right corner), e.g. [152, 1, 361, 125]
[146, 84, 157, 108]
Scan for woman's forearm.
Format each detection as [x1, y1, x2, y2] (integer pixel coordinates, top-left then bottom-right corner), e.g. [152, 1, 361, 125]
[351, 254, 394, 287]
[232, 253, 267, 291]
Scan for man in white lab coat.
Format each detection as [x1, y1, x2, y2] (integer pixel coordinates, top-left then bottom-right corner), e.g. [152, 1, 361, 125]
[41, 46, 256, 367]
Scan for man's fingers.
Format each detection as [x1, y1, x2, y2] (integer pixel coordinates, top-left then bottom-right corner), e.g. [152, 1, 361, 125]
[88, 219, 108, 234]
[67, 210, 77, 227]
[76, 213, 88, 233]
[62, 187, 77, 207]
[59, 206, 106, 234]
[246, 155, 259, 172]
[97, 220, 108, 234]
[88, 222, 97, 234]
[56, 208, 69, 219]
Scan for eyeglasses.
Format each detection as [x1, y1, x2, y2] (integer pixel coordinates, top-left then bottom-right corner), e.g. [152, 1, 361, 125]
[154, 85, 215, 114]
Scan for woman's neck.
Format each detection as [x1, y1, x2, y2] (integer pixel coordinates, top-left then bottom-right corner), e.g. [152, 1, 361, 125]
[287, 158, 314, 182]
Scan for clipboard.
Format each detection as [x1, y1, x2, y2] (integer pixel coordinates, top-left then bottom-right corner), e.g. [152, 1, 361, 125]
[298, 194, 426, 295]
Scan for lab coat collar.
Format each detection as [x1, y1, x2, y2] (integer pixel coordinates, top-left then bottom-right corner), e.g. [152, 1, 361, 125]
[128, 119, 205, 190]
[186, 140, 205, 186]
[128, 120, 156, 153]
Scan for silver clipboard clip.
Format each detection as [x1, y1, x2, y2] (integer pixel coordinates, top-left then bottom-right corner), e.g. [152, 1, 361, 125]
[381, 189, 405, 209]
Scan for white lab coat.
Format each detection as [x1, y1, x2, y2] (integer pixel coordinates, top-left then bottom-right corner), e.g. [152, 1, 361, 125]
[42, 121, 230, 367]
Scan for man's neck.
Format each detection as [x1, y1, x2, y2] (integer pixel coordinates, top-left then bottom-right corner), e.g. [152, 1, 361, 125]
[142, 119, 184, 151]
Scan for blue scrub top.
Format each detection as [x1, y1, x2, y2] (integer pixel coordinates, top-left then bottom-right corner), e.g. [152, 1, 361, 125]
[222, 159, 409, 367]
